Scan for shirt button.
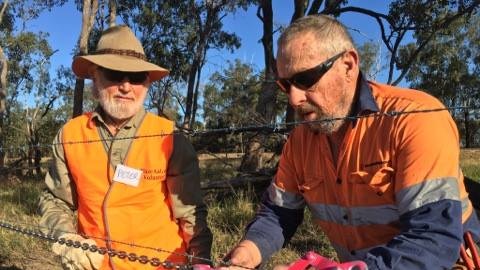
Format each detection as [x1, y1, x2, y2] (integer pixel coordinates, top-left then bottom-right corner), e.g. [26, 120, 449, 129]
[336, 178, 342, 184]
[376, 191, 384, 196]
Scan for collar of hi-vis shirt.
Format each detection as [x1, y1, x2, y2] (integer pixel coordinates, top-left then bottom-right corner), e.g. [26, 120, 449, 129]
[349, 72, 380, 127]
[88, 106, 148, 166]
[88, 106, 147, 132]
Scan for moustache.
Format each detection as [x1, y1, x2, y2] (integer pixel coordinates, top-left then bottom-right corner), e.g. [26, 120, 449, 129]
[295, 103, 318, 115]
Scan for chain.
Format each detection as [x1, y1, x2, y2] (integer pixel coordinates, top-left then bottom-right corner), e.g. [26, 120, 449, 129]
[0, 220, 257, 269]
[0, 220, 210, 269]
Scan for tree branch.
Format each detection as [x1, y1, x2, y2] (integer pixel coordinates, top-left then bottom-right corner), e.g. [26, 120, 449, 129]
[291, 0, 308, 23]
[308, 0, 324, 15]
[0, 0, 9, 26]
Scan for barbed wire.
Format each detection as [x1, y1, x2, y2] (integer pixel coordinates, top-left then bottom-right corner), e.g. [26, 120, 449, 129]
[0, 219, 254, 269]
[0, 105, 477, 153]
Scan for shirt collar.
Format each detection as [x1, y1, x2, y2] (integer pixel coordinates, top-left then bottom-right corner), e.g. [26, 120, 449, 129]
[352, 73, 379, 116]
[88, 106, 147, 129]
[347, 73, 379, 126]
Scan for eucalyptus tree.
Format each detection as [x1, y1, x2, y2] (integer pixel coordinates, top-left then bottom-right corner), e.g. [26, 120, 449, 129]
[116, 0, 253, 129]
[201, 59, 262, 152]
[0, 0, 67, 168]
[71, 0, 98, 117]
[402, 15, 480, 147]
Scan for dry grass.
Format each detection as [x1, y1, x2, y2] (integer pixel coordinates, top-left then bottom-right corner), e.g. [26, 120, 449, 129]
[0, 178, 61, 270]
[460, 149, 480, 180]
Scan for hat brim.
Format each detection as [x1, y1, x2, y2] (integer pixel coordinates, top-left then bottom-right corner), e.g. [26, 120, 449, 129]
[72, 55, 169, 82]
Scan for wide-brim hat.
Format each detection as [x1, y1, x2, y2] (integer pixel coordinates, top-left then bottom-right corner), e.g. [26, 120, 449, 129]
[72, 25, 169, 82]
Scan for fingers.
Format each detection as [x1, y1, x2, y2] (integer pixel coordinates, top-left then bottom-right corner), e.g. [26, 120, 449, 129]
[218, 240, 262, 270]
[84, 239, 104, 269]
[52, 234, 104, 270]
[62, 246, 95, 270]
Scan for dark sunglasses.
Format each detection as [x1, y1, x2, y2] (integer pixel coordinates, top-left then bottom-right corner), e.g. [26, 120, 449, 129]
[276, 51, 346, 93]
[100, 67, 149, 84]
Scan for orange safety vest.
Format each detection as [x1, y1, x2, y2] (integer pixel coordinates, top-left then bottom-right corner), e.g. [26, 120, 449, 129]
[275, 81, 474, 260]
[62, 112, 186, 270]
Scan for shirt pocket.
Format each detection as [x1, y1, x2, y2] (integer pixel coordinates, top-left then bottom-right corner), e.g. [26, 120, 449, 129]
[299, 173, 324, 201]
[349, 166, 395, 200]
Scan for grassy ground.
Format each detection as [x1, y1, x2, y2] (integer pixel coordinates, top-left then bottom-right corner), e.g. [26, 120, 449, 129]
[0, 149, 479, 269]
[460, 149, 480, 179]
[0, 176, 61, 270]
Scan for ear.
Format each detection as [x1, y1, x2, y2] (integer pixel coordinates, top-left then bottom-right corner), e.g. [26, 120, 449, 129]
[341, 50, 359, 81]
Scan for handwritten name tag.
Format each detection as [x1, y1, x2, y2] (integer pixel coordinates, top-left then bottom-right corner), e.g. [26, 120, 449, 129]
[113, 164, 143, 187]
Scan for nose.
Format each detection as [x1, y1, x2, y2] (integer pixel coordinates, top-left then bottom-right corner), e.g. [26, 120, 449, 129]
[118, 78, 132, 92]
[288, 85, 307, 107]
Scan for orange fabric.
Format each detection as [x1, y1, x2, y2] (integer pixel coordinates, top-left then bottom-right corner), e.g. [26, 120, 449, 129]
[275, 81, 473, 251]
[62, 112, 186, 270]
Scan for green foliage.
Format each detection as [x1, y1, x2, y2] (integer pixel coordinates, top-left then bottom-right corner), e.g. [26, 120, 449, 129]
[194, 59, 263, 152]
[358, 41, 382, 80]
[400, 14, 480, 146]
[115, 0, 253, 126]
[4, 31, 53, 98]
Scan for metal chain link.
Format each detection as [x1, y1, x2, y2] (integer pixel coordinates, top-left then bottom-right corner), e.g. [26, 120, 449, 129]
[0, 220, 205, 269]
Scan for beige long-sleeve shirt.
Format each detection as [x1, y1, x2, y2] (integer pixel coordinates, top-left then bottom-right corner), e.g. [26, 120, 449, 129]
[38, 107, 212, 262]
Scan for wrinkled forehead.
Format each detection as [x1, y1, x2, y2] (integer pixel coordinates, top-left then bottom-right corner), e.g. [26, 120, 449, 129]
[276, 33, 326, 77]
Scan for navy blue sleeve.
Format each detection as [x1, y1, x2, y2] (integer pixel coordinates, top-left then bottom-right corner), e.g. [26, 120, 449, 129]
[243, 192, 304, 261]
[364, 199, 463, 269]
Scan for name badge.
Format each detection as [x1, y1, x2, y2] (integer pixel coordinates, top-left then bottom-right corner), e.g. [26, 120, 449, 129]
[113, 164, 143, 187]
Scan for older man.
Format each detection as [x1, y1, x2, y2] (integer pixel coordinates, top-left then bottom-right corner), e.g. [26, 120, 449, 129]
[38, 25, 212, 270]
[222, 15, 480, 270]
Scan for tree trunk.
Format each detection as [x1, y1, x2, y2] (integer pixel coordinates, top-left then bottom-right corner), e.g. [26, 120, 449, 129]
[183, 59, 198, 129]
[108, 0, 116, 27]
[191, 65, 202, 127]
[239, 0, 276, 172]
[0, 44, 8, 168]
[73, 0, 98, 118]
[72, 79, 85, 117]
[464, 108, 471, 148]
[182, 3, 216, 129]
[34, 141, 41, 176]
[0, 0, 7, 169]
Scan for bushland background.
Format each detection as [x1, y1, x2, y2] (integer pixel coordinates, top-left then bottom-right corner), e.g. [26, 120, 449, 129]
[1, 1, 480, 269]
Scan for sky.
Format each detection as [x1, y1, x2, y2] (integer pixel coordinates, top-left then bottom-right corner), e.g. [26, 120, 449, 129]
[24, 1, 396, 86]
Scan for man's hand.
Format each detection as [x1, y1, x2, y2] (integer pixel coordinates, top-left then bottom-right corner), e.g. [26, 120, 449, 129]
[218, 240, 262, 270]
[52, 233, 104, 270]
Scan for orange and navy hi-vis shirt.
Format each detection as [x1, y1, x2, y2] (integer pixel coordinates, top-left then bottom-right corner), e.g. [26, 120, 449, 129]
[244, 75, 480, 269]
[62, 112, 186, 270]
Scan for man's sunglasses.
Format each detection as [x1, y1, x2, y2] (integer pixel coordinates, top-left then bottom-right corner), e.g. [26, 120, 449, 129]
[276, 51, 346, 93]
[100, 67, 149, 84]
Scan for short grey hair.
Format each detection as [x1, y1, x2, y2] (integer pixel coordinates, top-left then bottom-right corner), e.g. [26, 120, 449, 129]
[278, 15, 355, 55]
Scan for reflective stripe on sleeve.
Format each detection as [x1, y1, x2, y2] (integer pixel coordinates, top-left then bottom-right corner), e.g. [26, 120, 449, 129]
[267, 182, 306, 209]
[396, 177, 460, 215]
[309, 203, 399, 226]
